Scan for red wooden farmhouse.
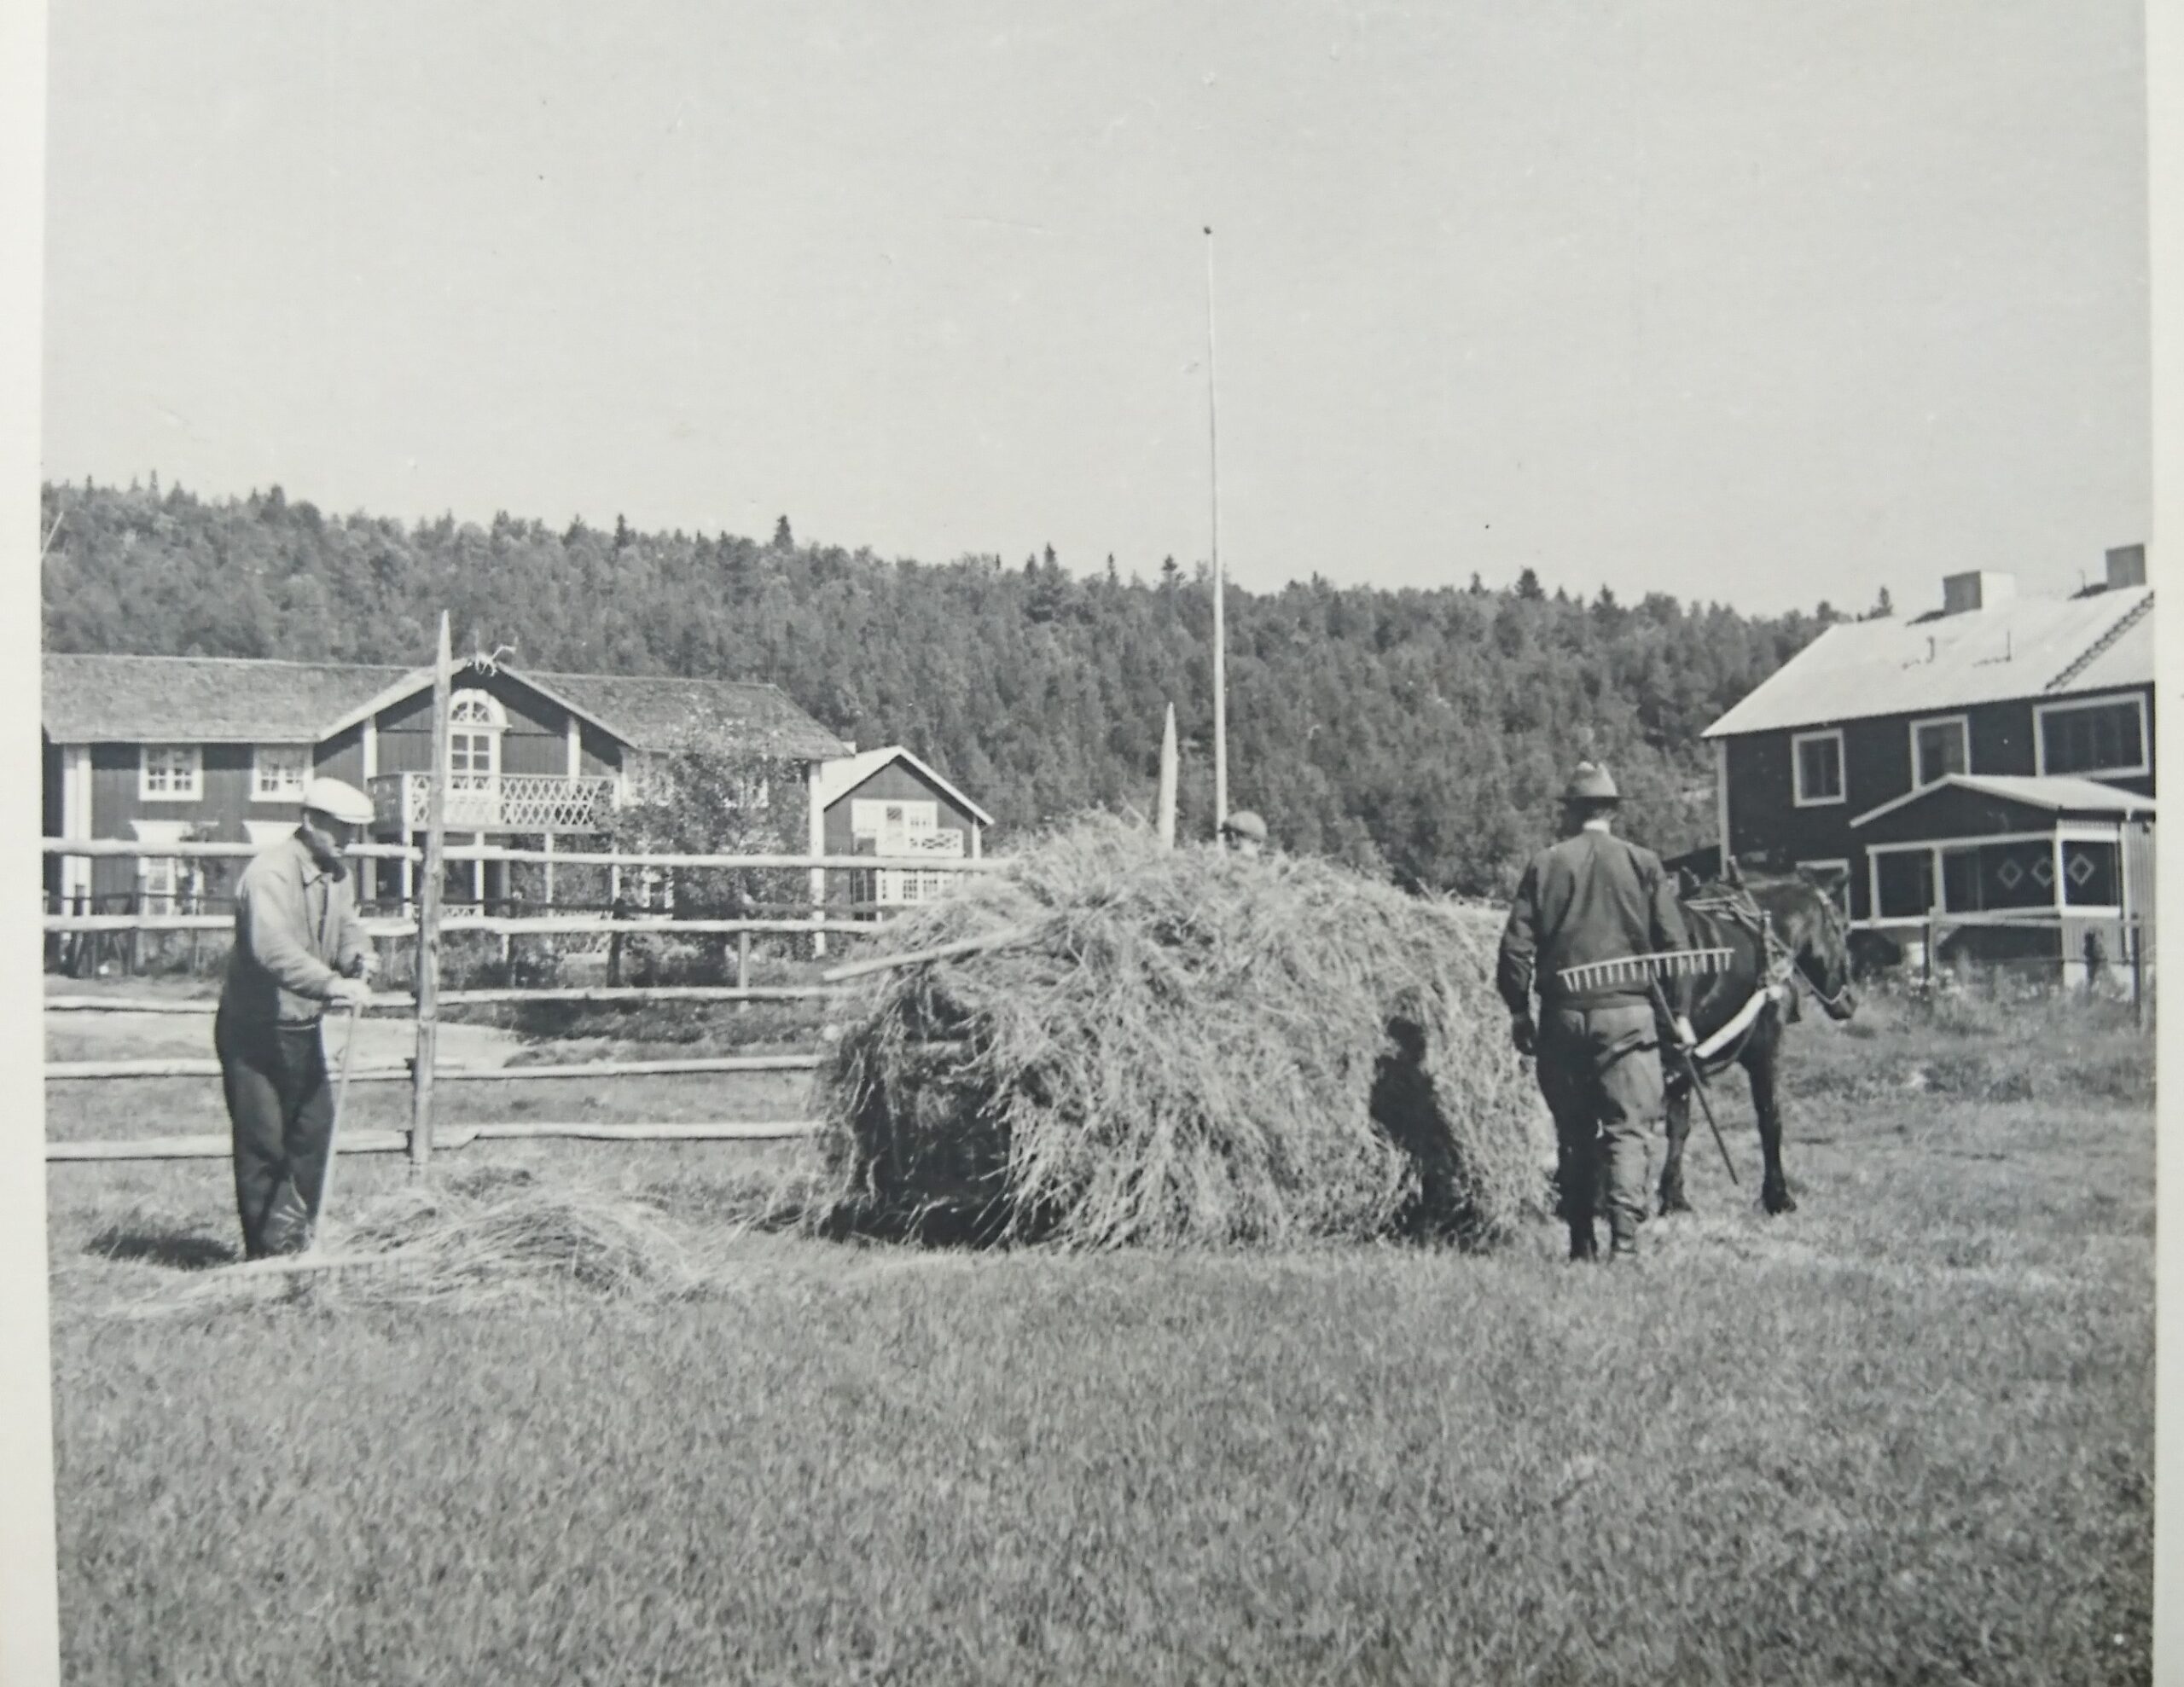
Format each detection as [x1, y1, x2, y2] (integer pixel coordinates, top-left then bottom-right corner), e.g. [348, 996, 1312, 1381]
[1702, 545, 2154, 977]
[813, 745, 993, 909]
[39, 652, 871, 918]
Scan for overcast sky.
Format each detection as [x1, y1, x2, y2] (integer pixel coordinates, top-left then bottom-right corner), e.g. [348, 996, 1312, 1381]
[41, 0, 2149, 614]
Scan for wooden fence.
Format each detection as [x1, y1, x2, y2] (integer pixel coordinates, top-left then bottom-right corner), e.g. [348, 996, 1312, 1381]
[41, 612, 992, 1166]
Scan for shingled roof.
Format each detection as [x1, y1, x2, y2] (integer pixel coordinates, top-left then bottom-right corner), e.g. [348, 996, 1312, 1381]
[41, 652, 850, 762]
[528, 670, 850, 761]
[42, 655, 406, 743]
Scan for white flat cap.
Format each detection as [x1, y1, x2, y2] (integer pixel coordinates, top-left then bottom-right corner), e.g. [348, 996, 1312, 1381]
[301, 775, 375, 826]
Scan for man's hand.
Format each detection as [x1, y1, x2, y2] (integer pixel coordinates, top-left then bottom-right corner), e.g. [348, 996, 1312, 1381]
[327, 977, 374, 1009]
[1672, 1015, 1698, 1053]
[345, 950, 378, 982]
[1510, 1015, 1536, 1058]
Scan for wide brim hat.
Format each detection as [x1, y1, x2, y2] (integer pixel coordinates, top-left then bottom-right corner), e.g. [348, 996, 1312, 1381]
[1559, 762, 1619, 804]
[1220, 809, 1269, 842]
[301, 775, 375, 826]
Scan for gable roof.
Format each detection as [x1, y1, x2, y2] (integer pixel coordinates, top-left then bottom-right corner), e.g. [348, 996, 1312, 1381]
[1850, 773, 2157, 830]
[41, 652, 850, 762]
[1703, 586, 2153, 739]
[814, 745, 995, 826]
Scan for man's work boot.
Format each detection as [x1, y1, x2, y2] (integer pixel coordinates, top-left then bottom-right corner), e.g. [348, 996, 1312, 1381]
[259, 1180, 311, 1257]
[1607, 1223, 1641, 1264]
[1566, 1220, 1599, 1263]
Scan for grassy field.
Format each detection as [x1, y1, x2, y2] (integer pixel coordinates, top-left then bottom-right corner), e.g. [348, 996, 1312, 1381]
[43, 982, 2154, 1684]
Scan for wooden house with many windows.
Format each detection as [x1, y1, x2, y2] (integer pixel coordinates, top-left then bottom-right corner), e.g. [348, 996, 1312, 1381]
[812, 745, 992, 913]
[42, 652, 851, 919]
[1701, 547, 2154, 975]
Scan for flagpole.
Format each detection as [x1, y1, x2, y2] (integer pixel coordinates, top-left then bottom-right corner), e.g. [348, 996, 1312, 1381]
[1205, 224, 1228, 835]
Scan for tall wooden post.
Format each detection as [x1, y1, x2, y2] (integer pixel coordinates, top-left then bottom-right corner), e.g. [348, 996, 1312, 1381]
[1204, 225, 1228, 835]
[1156, 703, 1179, 849]
[410, 612, 451, 1176]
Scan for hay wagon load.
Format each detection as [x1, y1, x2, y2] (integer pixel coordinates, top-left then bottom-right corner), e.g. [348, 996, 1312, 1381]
[810, 819, 1554, 1249]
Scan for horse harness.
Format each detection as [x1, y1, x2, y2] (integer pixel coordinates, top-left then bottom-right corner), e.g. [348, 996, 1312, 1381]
[1678, 884, 1833, 1077]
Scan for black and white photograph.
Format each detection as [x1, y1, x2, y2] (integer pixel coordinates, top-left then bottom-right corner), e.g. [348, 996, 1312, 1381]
[2, 1, 2175, 1681]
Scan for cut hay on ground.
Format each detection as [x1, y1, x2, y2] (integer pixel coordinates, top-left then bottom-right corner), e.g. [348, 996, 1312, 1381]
[810, 816, 1553, 1249]
[113, 1168, 708, 1315]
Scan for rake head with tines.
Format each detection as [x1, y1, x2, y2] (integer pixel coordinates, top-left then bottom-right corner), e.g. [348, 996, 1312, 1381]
[1554, 948, 1733, 996]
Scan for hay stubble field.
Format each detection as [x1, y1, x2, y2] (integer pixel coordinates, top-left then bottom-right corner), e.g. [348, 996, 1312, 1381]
[44, 983, 2153, 1684]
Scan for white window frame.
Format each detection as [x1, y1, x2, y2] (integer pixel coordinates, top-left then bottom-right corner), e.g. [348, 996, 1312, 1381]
[2059, 837, 2124, 913]
[1907, 714, 1970, 789]
[449, 691, 506, 791]
[2032, 692, 2150, 779]
[1791, 728, 1845, 808]
[1867, 842, 1937, 924]
[138, 745, 203, 803]
[251, 744, 312, 803]
[1795, 858, 1853, 922]
[130, 819, 195, 915]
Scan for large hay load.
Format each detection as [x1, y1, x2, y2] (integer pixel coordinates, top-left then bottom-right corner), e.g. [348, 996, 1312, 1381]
[811, 818, 1553, 1249]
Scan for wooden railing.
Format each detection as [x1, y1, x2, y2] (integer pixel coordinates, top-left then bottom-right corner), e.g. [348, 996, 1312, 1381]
[369, 771, 619, 834]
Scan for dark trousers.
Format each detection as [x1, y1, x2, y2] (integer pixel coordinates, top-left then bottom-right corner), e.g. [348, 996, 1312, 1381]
[215, 1008, 334, 1259]
[1536, 1000, 1664, 1252]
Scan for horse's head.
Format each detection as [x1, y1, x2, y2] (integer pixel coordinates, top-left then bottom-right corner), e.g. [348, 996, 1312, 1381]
[1763, 876, 1857, 1021]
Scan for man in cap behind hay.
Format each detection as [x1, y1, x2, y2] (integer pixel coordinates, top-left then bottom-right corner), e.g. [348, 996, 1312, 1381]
[215, 776, 378, 1258]
[1496, 762, 1696, 1262]
[1219, 809, 1269, 857]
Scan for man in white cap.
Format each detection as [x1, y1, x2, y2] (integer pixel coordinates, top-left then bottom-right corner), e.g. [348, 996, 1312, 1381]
[214, 776, 378, 1258]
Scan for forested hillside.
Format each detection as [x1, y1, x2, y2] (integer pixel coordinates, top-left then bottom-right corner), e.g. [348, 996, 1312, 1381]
[39, 478, 1845, 895]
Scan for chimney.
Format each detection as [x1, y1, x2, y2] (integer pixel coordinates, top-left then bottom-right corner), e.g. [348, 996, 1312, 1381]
[1941, 571, 2016, 615]
[2106, 544, 2146, 589]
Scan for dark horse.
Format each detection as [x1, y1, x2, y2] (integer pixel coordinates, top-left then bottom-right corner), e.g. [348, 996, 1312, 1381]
[1658, 867, 1857, 1217]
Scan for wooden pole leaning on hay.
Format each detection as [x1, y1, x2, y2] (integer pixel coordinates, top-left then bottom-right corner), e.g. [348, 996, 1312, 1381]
[822, 924, 1036, 984]
[411, 611, 452, 1178]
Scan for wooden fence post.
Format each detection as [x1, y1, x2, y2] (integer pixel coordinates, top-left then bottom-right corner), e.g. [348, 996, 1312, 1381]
[410, 612, 451, 1177]
[2132, 914, 2145, 1031]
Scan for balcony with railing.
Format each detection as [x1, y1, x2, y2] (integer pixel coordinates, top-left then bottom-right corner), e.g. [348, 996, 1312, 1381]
[851, 826, 967, 908]
[369, 772, 619, 835]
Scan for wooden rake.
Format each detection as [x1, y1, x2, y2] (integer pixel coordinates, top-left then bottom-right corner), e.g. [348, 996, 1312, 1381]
[1553, 948, 1742, 1187]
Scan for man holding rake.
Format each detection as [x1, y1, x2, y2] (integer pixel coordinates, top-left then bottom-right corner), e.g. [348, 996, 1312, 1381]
[215, 777, 377, 1259]
[1496, 762, 1698, 1264]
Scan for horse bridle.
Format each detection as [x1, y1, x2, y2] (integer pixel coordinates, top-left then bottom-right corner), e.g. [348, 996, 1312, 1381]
[1687, 886, 1853, 1017]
